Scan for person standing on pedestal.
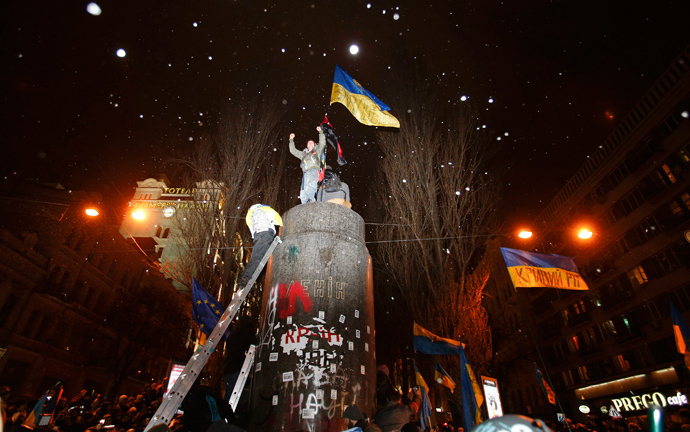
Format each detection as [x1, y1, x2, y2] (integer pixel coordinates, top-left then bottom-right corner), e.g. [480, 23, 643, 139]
[289, 126, 326, 204]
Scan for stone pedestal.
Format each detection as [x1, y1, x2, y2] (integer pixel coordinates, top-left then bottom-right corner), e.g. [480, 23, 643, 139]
[250, 202, 376, 432]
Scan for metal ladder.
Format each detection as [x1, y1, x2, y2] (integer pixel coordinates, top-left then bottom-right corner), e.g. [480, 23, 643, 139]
[228, 344, 256, 412]
[144, 236, 282, 432]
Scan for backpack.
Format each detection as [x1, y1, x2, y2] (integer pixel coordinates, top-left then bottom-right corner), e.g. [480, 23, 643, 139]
[323, 171, 342, 193]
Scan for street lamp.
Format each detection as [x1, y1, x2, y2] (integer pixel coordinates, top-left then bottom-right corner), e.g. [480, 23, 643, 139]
[577, 228, 593, 239]
[131, 210, 146, 220]
[518, 230, 533, 239]
[85, 208, 99, 217]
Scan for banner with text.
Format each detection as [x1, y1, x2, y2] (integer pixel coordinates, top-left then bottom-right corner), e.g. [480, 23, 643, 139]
[500, 247, 589, 290]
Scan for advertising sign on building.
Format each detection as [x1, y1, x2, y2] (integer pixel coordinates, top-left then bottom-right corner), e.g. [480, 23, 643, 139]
[165, 360, 186, 395]
[481, 375, 504, 419]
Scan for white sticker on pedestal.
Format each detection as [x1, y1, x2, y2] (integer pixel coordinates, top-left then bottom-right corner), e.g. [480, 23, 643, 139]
[256, 362, 262, 372]
[348, 341, 354, 351]
[272, 395, 278, 405]
[319, 311, 325, 319]
[312, 340, 319, 349]
[269, 352, 278, 362]
[302, 409, 315, 419]
[367, 325, 370, 334]
[356, 330, 360, 338]
[339, 314, 346, 323]
[283, 371, 294, 382]
[354, 310, 360, 318]
[330, 363, 337, 373]
[365, 343, 369, 352]
[361, 365, 366, 375]
[316, 389, 324, 398]
[287, 316, 292, 325]
[331, 389, 338, 400]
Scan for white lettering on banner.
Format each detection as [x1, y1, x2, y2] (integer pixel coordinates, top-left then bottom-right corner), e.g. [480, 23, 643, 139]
[612, 392, 688, 412]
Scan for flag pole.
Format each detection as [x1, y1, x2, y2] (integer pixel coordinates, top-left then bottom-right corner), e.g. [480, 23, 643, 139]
[515, 288, 572, 432]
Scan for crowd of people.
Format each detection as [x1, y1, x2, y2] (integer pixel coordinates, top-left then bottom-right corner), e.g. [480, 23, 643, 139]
[1, 382, 168, 432]
[3, 379, 690, 432]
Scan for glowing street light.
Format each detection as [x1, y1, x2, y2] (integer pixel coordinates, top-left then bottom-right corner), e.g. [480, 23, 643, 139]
[85, 208, 99, 217]
[131, 210, 146, 220]
[518, 230, 533, 239]
[577, 228, 593, 239]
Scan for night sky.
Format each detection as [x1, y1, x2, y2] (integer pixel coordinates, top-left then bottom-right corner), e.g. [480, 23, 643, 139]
[3, 0, 690, 221]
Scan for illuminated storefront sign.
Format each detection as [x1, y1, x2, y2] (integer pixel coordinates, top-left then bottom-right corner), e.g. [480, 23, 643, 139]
[163, 188, 197, 195]
[133, 201, 211, 209]
[611, 391, 688, 412]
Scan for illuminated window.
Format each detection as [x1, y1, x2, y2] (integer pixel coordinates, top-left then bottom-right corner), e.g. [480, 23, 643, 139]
[567, 335, 579, 352]
[679, 148, 690, 163]
[573, 300, 586, 314]
[601, 321, 617, 337]
[613, 355, 630, 372]
[623, 317, 632, 332]
[589, 293, 602, 307]
[662, 164, 677, 184]
[630, 265, 649, 285]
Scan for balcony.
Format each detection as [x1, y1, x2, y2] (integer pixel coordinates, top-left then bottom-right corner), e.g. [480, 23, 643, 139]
[568, 311, 592, 327]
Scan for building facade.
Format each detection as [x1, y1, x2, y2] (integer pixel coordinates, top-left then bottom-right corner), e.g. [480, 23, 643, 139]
[487, 46, 690, 421]
[119, 175, 225, 293]
[0, 177, 191, 399]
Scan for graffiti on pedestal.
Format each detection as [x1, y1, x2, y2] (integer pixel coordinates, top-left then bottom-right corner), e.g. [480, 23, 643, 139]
[257, 278, 367, 423]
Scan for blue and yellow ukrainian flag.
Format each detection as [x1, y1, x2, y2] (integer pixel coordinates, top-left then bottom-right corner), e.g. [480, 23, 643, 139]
[670, 301, 690, 369]
[500, 247, 589, 290]
[435, 362, 456, 393]
[466, 363, 484, 424]
[24, 391, 47, 428]
[534, 363, 557, 405]
[330, 65, 400, 128]
[458, 336, 479, 432]
[413, 360, 432, 429]
[414, 322, 463, 356]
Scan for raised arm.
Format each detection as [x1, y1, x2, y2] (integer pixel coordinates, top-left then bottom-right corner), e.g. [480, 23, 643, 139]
[288, 133, 303, 159]
[315, 126, 326, 155]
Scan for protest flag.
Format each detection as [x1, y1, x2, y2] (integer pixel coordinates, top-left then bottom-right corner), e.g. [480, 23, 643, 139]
[330, 65, 400, 128]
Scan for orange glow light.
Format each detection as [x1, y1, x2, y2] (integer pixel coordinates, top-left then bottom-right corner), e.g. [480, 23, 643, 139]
[85, 208, 99, 217]
[578, 229, 593, 239]
[132, 210, 146, 220]
[518, 230, 533, 239]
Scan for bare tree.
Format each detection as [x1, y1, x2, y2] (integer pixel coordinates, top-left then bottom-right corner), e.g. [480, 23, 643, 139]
[155, 98, 289, 390]
[374, 70, 498, 373]
[164, 98, 288, 298]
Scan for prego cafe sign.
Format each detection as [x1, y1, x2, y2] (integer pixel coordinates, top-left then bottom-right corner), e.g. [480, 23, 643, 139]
[612, 392, 688, 412]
